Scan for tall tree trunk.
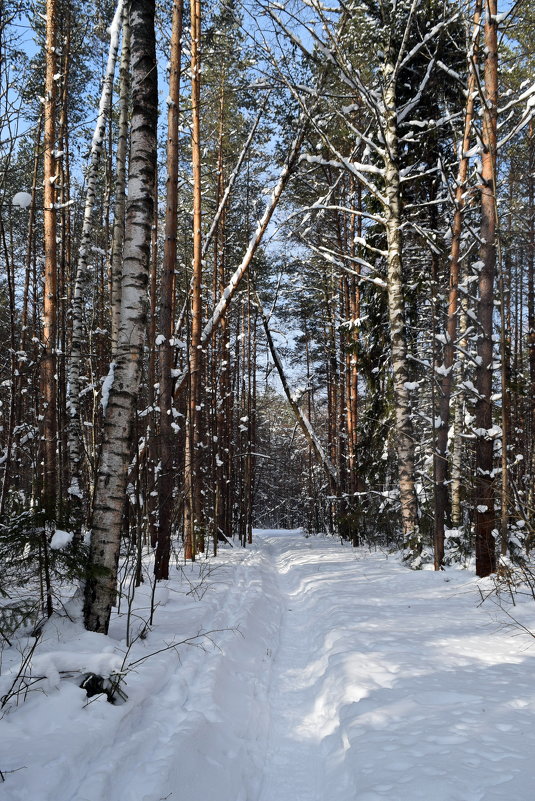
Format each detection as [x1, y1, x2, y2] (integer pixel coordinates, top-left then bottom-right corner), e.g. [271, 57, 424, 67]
[85, 0, 158, 634]
[474, 2, 498, 578]
[184, 0, 203, 560]
[67, 0, 123, 520]
[527, 125, 535, 535]
[382, 64, 419, 560]
[347, 179, 361, 545]
[212, 76, 229, 549]
[146, 177, 159, 550]
[110, 14, 131, 357]
[0, 221, 17, 518]
[56, 11, 70, 514]
[155, 0, 183, 580]
[41, 0, 59, 526]
[434, 0, 482, 569]
[499, 244, 511, 556]
[451, 309, 469, 529]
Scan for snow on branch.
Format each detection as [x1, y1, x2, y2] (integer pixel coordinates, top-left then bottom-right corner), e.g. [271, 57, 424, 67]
[263, 2, 381, 116]
[300, 153, 385, 177]
[397, 55, 438, 123]
[397, 10, 460, 73]
[299, 235, 387, 288]
[173, 102, 318, 398]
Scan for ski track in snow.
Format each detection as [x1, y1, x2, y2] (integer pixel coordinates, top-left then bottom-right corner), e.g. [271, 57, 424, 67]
[256, 532, 535, 801]
[2, 529, 535, 801]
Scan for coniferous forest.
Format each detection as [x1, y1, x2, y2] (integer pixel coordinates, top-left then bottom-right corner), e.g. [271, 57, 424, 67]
[2, 2, 535, 797]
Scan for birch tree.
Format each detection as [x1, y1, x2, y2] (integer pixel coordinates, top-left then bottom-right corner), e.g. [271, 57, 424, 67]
[381, 24, 420, 559]
[85, 0, 158, 634]
[67, 0, 123, 521]
[263, 0, 462, 560]
[110, 13, 131, 356]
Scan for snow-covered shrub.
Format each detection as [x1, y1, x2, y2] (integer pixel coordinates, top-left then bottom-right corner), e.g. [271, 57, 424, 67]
[0, 511, 88, 641]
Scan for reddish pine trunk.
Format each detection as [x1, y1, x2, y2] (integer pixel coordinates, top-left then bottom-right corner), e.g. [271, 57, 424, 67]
[155, 0, 183, 579]
[434, 1, 482, 569]
[184, 0, 203, 560]
[474, 2, 498, 578]
[41, 0, 58, 523]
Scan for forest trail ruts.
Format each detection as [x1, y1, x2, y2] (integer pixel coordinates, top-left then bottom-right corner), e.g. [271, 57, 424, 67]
[9, 531, 535, 801]
[68, 544, 281, 801]
[254, 532, 535, 801]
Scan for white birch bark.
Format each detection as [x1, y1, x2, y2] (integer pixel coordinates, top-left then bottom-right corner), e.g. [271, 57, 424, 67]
[85, 0, 158, 634]
[265, 5, 442, 557]
[67, 0, 123, 509]
[110, 14, 131, 357]
[382, 63, 420, 560]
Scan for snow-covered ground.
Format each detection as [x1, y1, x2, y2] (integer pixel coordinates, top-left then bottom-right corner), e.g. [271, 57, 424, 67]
[2, 529, 535, 801]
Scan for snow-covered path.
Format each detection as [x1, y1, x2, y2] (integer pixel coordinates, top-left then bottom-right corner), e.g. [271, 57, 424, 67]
[3, 529, 535, 801]
[255, 531, 535, 801]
